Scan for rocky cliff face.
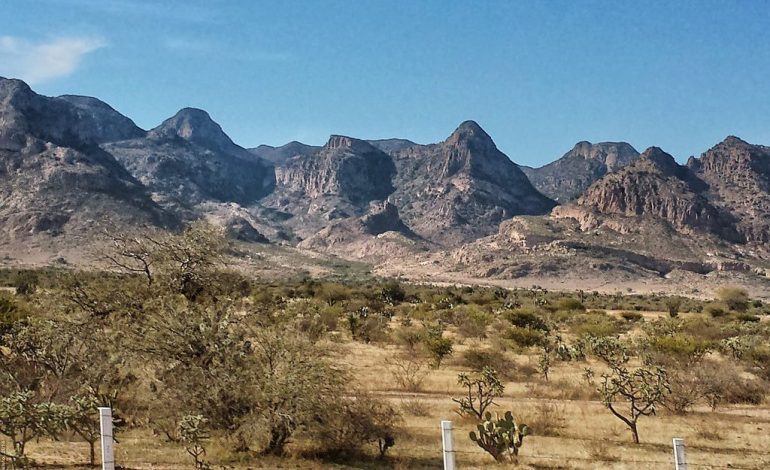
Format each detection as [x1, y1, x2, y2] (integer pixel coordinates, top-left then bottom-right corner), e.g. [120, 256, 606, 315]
[103, 108, 275, 208]
[563, 147, 738, 240]
[389, 121, 556, 245]
[0, 78, 172, 241]
[261, 135, 396, 238]
[688, 136, 770, 243]
[522, 141, 639, 201]
[274, 135, 395, 204]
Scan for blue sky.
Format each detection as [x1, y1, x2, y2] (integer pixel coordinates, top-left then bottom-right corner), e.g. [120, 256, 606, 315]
[2, 0, 769, 166]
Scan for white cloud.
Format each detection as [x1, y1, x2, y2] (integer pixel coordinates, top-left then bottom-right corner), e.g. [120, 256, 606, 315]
[0, 36, 106, 84]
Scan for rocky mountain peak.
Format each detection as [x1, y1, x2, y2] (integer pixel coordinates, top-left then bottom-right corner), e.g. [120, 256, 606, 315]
[57, 95, 145, 142]
[0, 77, 33, 104]
[249, 141, 320, 166]
[520, 140, 640, 202]
[720, 135, 750, 148]
[688, 136, 770, 243]
[148, 107, 242, 156]
[324, 135, 376, 153]
[445, 120, 495, 150]
[637, 146, 681, 175]
[569, 141, 638, 171]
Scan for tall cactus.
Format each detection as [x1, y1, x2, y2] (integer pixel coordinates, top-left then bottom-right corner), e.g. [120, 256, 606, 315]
[469, 411, 530, 463]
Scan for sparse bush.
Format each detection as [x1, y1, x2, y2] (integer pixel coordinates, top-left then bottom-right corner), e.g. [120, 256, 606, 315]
[571, 312, 620, 338]
[665, 296, 683, 318]
[745, 345, 770, 381]
[641, 334, 713, 367]
[520, 403, 566, 437]
[663, 368, 703, 414]
[460, 349, 515, 379]
[312, 392, 400, 459]
[318, 283, 352, 306]
[716, 287, 750, 312]
[736, 313, 760, 323]
[387, 356, 429, 392]
[394, 327, 424, 352]
[381, 280, 406, 305]
[453, 368, 503, 419]
[400, 399, 430, 417]
[620, 311, 643, 322]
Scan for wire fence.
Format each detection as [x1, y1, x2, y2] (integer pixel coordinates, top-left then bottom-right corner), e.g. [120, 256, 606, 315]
[418, 423, 770, 470]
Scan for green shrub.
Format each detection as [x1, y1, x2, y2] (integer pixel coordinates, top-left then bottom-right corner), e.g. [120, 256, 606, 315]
[735, 313, 760, 323]
[503, 326, 546, 348]
[643, 334, 713, 366]
[422, 333, 453, 368]
[570, 313, 619, 338]
[454, 305, 492, 339]
[504, 308, 549, 332]
[12, 271, 39, 296]
[704, 302, 728, 318]
[557, 298, 585, 311]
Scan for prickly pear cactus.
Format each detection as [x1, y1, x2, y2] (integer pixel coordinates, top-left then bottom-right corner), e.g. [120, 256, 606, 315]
[468, 411, 530, 462]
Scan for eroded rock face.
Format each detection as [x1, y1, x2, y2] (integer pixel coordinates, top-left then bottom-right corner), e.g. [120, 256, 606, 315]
[688, 136, 770, 243]
[274, 135, 395, 205]
[522, 141, 639, 201]
[388, 121, 556, 245]
[571, 147, 737, 239]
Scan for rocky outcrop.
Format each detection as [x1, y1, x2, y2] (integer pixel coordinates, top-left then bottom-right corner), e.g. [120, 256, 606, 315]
[522, 141, 639, 201]
[688, 136, 770, 243]
[103, 108, 275, 207]
[298, 201, 423, 259]
[388, 121, 556, 245]
[565, 147, 737, 239]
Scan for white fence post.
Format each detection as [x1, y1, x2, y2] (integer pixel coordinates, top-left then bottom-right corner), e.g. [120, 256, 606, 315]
[673, 437, 687, 470]
[441, 420, 456, 470]
[99, 407, 115, 470]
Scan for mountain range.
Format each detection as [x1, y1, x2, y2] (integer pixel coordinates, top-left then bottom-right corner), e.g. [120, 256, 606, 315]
[1, 77, 768, 296]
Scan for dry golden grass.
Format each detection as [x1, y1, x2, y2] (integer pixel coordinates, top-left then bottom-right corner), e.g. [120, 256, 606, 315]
[14, 316, 770, 469]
